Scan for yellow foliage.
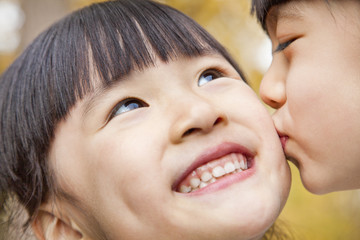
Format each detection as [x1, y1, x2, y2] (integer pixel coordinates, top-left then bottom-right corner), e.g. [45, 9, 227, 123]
[0, 54, 16, 74]
[280, 164, 360, 239]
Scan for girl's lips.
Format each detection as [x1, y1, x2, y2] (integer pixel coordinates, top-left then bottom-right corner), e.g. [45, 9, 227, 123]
[278, 132, 295, 163]
[280, 136, 288, 151]
[277, 131, 289, 151]
[172, 142, 255, 194]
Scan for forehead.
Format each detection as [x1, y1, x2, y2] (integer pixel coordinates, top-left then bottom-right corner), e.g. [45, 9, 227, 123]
[266, 0, 360, 33]
[266, 1, 305, 29]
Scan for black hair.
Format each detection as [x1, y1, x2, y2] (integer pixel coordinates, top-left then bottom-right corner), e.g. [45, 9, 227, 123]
[251, 0, 290, 30]
[0, 0, 244, 233]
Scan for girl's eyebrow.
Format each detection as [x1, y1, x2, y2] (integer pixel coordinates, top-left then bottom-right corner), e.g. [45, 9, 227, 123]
[267, 4, 304, 27]
[81, 85, 111, 121]
[80, 79, 125, 122]
[81, 73, 135, 122]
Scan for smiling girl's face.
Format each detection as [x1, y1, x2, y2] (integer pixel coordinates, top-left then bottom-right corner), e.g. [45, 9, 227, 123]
[47, 53, 290, 240]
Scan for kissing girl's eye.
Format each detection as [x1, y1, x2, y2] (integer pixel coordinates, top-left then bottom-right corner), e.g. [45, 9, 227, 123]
[275, 39, 296, 53]
[198, 69, 224, 86]
[109, 98, 149, 120]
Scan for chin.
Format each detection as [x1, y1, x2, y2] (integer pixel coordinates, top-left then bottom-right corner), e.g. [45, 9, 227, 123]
[300, 172, 331, 195]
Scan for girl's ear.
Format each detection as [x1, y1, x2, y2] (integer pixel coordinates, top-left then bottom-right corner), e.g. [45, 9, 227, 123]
[32, 208, 83, 240]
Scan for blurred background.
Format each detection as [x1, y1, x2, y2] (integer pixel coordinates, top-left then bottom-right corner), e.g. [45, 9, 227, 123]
[0, 0, 359, 239]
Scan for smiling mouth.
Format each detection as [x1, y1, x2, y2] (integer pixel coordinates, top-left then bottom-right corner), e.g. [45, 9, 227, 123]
[176, 153, 251, 193]
[173, 144, 253, 193]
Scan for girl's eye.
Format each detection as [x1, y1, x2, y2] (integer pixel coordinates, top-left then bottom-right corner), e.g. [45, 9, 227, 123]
[198, 69, 224, 86]
[275, 39, 296, 53]
[110, 98, 148, 119]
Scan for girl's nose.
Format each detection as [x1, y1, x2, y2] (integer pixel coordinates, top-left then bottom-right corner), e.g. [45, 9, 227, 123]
[169, 96, 228, 144]
[259, 55, 288, 109]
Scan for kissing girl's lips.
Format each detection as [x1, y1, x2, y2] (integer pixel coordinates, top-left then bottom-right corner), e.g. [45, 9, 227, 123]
[277, 131, 297, 164]
[172, 142, 255, 195]
[277, 131, 289, 151]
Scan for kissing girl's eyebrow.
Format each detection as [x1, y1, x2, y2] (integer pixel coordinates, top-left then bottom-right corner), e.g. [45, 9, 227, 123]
[267, 4, 305, 27]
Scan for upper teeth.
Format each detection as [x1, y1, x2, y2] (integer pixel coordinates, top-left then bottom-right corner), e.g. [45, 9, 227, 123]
[178, 153, 248, 193]
[201, 171, 213, 182]
[224, 162, 235, 173]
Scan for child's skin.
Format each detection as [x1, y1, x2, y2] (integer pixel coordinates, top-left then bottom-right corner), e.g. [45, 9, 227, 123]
[253, 0, 360, 194]
[36, 53, 290, 240]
